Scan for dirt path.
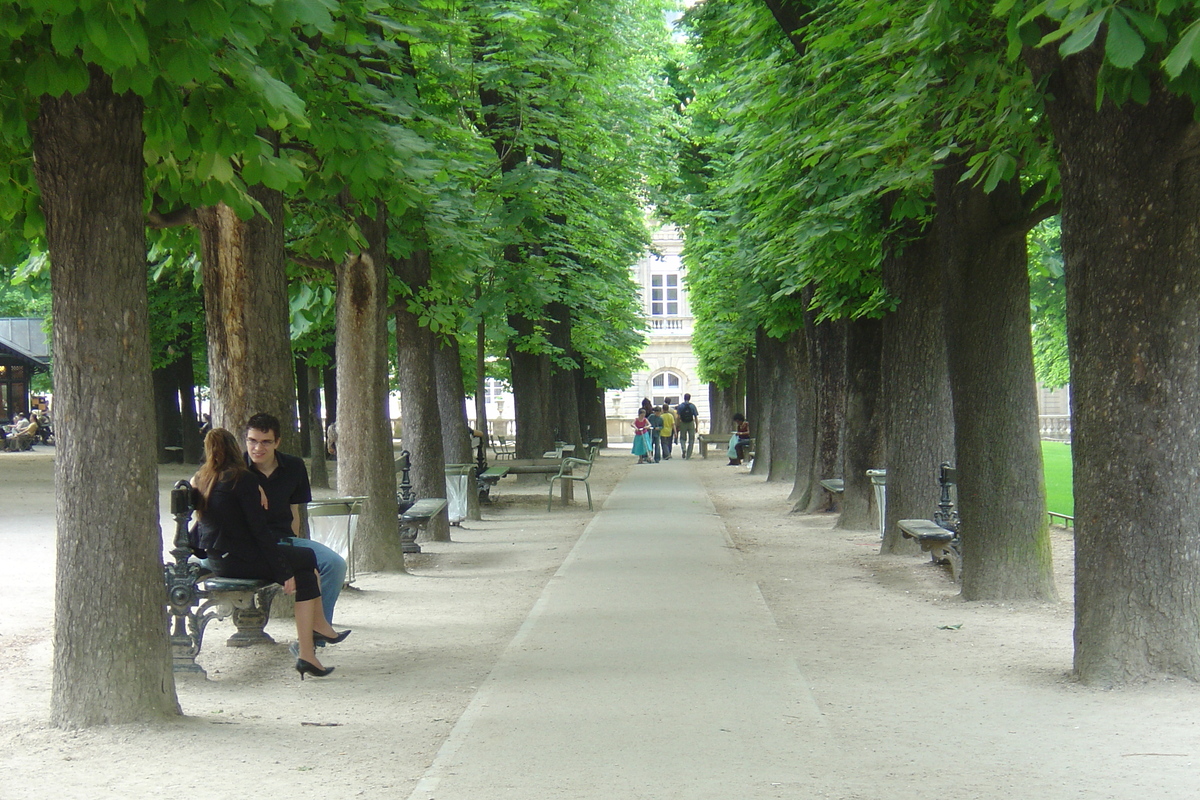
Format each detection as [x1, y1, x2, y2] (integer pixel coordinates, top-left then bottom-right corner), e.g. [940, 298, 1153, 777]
[1, 450, 1198, 799]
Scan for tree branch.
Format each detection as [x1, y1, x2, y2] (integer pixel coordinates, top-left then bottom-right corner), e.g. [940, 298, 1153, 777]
[289, 253, 337, 274]
[147, 205, 197, 229]
[760, 0, 812, 58]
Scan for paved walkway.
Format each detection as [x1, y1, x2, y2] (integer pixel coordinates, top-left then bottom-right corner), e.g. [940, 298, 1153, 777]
[409, 458, 830, 799]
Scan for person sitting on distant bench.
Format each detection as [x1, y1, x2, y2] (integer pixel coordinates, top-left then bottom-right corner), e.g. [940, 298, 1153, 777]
[6, 415, 37, 451]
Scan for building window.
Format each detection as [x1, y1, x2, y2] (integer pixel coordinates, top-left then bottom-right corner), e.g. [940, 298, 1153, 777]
[484, 377, 507, 403]
[650, 274, 679, 317]
[651, 372, 682, 406]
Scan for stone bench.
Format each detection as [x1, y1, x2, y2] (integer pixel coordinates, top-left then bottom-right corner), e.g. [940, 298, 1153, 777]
[698, 433, 730, 459]
[818, 478, 844, 512]
[898, 462, 961, 580]
[398, 497, 449, 554]
[478, 465, 510, 503]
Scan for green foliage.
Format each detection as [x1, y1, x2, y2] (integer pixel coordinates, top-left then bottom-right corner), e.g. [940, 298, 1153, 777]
[1029, 217, 1069, 389]
[146, 230, 206, 374]
[1000, 0, 1200, 107]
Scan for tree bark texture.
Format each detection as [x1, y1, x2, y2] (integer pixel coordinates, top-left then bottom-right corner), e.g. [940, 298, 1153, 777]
[764, 331, 802, 483]
[337, 234, 403, 571]
[197, 184, 296, 439]
[295, 356, 312, 459]
[508, 313, 556, 459]
[803, 312, 846, 511]
[1027, 45, 1200, 683]
[838, 316, 885, 530]
[306, 364, 330, 490]
[786, 327, 818, 509]
[879, 221, 955, 554]
[152, 364, 182, 462]
[436, 335, 480, 521]
[708, 367, 746, 437]
[576, 372, 607, 446]
[748, 329, 774, 475]
[174, 347, 203, 464]
[34, 69, 179, 727]
[395, 248, 450, 541]
[547, 301, 583, 449]
[935, 160, 1055, 602]
[748, 326, 777, 474]
[323, 346, 338, 428]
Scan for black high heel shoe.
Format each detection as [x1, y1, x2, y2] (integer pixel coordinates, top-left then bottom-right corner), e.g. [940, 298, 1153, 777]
[314, 629, 351, 645]
[295, 658, 335, 680]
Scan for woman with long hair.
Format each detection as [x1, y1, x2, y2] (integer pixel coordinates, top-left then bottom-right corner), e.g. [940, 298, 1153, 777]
[193, 428, 346, 679]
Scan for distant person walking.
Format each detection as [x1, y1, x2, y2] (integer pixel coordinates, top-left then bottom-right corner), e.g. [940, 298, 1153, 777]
[675, 393, 699, 459]
[658, 404, 675, 460]
[631, 409, 653, 464]
[648, 405, 663, 463]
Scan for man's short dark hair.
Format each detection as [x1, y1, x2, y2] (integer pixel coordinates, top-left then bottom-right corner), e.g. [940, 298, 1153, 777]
[683, 393, 691, 401]
[246, 412, 282, 441]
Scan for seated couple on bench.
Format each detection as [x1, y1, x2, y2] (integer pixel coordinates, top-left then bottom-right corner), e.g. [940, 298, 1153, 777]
[190, 413, 350, 680]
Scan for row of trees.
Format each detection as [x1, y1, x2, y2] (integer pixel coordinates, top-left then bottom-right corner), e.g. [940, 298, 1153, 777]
[671, 0, 1200, 687]
[0, 0, 676, 727]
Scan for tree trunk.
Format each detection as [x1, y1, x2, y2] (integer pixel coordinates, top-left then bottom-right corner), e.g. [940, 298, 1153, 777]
[838, 316, 885, 530]
[306, 364, 330, 489]
[295, 356, 312, 459]
[935, 159, 1055, 602]
[197, 182, 296, 440]
[576, 372, 607, 446]
[474, 306, 488, 437]
[547, 302, 583, 449]
[323, 345, 338, 430]
[174, 345, 203, 464]
[748, 329, 774, 475]
[879, 218, 955, 554]
[34, 68, 179, 727]
[337, 234, 404, 571]
[708, 378, 742, 437]
[762, 331, 800, 483]
[1026, 45, 1200, 683]
[744, 349, 759, 441]
[395, 248, 450, 541]
[436, 335, 480, 522]
[804, 312, 846, 511]
[508, 313, 556, 458]
[152, 363, 182, 463]
[787, 327, 818, 509]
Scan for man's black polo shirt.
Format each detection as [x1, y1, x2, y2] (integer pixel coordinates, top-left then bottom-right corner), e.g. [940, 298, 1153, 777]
[245, 451, 312, 541]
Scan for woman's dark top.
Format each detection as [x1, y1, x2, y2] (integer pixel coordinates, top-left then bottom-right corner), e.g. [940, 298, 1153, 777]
[197, 471, 294, 585]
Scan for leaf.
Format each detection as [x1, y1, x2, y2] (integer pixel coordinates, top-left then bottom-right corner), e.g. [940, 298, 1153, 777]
[1105, 10, 1145, 69]
[937, 624, 963, 630]
[197, 151, 235, 184]
[1059, 9, 1106, 57]
[1163, 20, 1200, 78]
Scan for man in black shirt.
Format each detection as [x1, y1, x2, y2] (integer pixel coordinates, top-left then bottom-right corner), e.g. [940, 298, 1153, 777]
[675, 393, 700, 459]
[244, 413, 347, 624]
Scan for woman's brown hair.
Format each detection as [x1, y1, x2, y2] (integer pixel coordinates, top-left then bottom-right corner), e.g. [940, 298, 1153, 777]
[192, 428, 249, 513]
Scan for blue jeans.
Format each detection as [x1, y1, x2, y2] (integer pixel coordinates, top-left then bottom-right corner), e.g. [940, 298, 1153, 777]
[286, 537, 346, 624]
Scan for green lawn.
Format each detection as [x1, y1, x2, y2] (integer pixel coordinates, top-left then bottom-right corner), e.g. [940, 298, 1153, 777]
[1041, 440, 1073, 518]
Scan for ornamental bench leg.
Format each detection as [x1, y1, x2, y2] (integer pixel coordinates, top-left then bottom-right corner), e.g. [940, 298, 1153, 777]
[225, 586, 280, 647]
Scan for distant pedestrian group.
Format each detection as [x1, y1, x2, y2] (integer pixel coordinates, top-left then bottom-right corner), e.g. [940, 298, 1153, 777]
[631, 393, 700, 464]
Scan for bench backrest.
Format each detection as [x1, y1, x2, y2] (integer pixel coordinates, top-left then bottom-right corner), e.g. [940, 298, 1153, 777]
[934, 462, 959, 533]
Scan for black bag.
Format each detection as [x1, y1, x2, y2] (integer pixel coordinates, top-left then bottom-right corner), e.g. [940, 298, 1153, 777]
[186, 523, 208, 559]
[678, 403, 695, 423]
